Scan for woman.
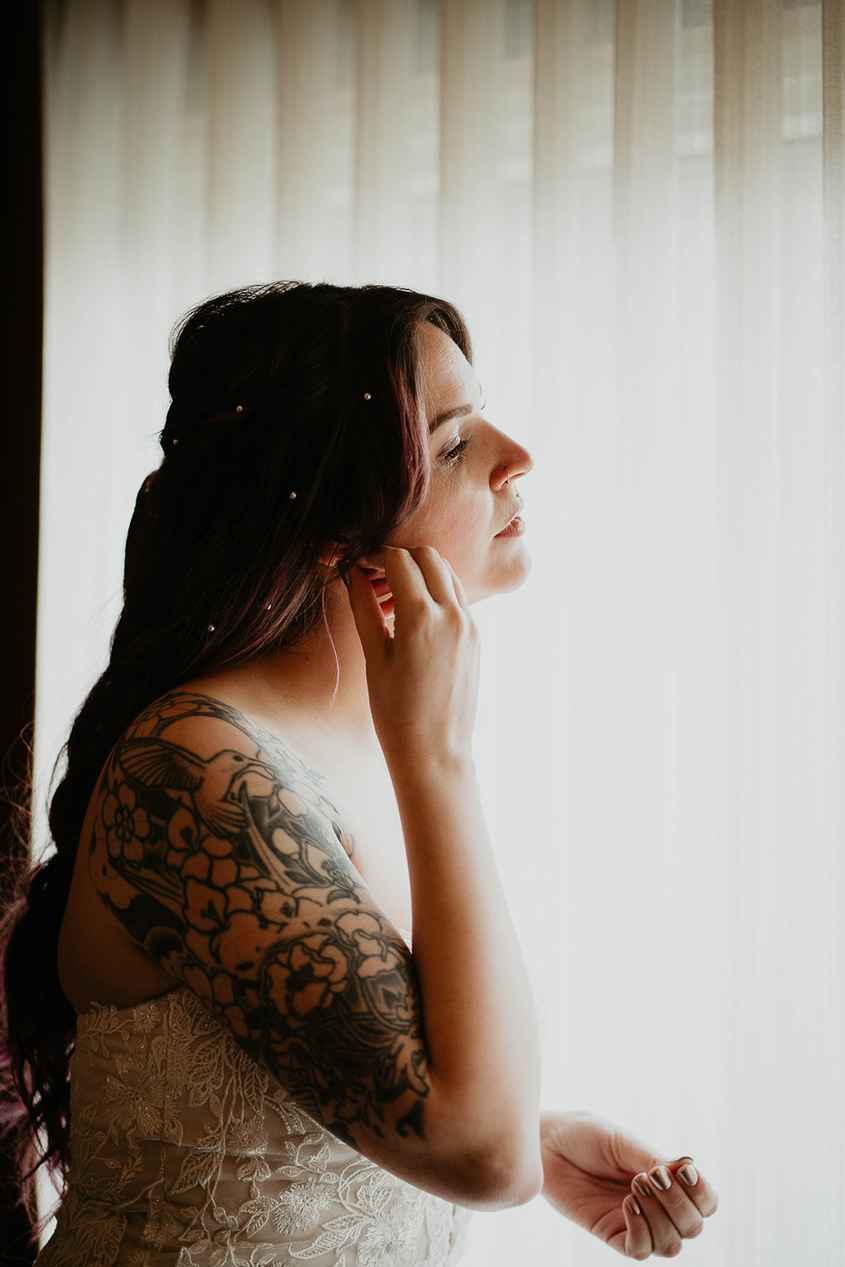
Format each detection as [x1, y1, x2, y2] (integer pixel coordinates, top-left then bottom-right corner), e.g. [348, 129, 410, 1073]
[2, 282, 717, 1264]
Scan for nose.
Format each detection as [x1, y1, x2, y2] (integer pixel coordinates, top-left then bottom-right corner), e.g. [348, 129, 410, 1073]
[491, 434, 533, 491]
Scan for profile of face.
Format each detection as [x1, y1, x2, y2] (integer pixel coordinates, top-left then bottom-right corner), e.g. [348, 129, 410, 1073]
[388, 322, 533, 604]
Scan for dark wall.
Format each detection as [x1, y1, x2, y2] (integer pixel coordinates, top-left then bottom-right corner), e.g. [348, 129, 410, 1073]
[1, 0, 43, 1261]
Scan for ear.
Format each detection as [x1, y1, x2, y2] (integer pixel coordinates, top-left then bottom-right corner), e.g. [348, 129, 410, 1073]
[318, 543, 344, 569]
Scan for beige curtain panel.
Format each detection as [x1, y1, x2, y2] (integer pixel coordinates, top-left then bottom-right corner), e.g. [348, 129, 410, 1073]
[38, 1, 843, 1263]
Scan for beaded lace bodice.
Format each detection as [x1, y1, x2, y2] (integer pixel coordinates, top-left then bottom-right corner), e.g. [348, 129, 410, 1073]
[36, 986, 470, 1266]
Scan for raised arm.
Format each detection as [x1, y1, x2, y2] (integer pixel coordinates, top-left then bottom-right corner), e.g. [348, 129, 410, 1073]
[90, 550, 542, 1211]
[346, 545, 543, 1196]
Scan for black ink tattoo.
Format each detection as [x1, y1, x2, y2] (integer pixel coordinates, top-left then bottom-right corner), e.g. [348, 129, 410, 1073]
[90, 691, 429, 1154]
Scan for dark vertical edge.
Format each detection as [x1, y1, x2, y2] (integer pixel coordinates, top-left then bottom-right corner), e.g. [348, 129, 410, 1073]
[0, 0, 43, 1260]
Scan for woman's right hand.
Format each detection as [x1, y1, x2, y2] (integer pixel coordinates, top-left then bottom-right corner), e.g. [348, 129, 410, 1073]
[346, 546, 480, 770]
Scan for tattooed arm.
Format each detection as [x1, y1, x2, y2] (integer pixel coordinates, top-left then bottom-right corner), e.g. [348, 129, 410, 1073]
[90, 688, 539, 1207]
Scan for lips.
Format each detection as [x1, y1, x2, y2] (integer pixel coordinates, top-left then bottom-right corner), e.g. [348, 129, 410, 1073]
[494, 511, 525, 538]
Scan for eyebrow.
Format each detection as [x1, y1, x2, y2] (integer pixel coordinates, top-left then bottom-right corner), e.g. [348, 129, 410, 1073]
[428, 403, 475, 434]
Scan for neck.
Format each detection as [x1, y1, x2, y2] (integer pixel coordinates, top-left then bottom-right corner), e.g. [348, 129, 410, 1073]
[234, 578, 378, 747]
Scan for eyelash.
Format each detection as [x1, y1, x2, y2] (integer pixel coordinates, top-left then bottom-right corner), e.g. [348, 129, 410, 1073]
[443, 433, 473, 465]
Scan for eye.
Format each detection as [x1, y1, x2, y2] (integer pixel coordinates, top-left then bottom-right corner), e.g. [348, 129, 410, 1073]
[442, 433, 473, 465]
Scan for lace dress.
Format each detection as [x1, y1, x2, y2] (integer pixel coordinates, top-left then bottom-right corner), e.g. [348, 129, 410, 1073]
[36, 986, 471, 1266]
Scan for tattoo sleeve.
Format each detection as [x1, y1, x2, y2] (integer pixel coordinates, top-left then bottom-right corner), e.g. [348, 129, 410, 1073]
[90, 691, 430, 1156]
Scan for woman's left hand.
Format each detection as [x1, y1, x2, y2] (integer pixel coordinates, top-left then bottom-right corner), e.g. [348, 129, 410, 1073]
[540, 1110, 718, 1258]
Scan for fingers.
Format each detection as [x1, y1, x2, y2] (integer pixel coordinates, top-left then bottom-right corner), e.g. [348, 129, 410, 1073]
[629, 1173, 685, 1256]
[628, 1159, 717, 1257]
[345, 561, 394, 660]
[345, 545, 474, 696]
[669, 1158, 718, 1219]
[345, 544, 479, 761]
[622, 1195, 653, 1260]
[345, 548, 423, 659]
[383, 545, 461, 611]
[349, 546, 463, 619]
[442, 556, 470, 610]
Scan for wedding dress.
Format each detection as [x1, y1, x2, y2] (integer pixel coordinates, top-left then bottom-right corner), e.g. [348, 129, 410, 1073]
[36, 985, 471, 1266]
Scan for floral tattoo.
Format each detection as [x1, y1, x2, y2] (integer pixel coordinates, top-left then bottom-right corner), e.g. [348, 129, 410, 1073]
[90, 692, 430, 1152]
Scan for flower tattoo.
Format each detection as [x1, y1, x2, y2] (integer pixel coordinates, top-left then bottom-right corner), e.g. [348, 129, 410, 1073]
[90, 691, 431, 1153]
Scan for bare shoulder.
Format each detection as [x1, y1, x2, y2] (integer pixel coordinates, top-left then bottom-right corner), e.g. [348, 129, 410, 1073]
[108, 687, 342, 827]
[87, 689, 429, 1159]
[90, 689, 365, 974]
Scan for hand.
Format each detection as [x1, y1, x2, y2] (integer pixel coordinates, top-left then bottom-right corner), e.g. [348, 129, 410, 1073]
[346, 546, 479, 769]
[540, 1110, 718, 1258]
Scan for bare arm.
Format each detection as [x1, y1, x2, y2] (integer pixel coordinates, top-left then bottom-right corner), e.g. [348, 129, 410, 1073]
[346, 546, 543, 1197]
[90, 677, 541, 1207]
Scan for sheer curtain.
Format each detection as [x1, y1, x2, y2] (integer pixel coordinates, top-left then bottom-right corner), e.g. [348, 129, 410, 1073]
[37, 2, 843, 1263]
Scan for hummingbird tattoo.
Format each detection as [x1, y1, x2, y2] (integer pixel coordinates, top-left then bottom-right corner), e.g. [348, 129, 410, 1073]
[120, 737, 277, 839]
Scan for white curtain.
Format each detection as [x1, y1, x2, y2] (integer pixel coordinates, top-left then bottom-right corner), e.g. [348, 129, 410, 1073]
[38, 2, 844, 1263]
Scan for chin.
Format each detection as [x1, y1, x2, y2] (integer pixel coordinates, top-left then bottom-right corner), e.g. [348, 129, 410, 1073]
[468, 550, 533, 605]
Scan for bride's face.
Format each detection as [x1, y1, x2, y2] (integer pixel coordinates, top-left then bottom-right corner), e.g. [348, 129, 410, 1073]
[387, 322, 533, 603]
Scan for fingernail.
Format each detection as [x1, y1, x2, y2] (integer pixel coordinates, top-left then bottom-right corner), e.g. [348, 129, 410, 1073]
[624, 1195, 641, 1217]
[678, 1163, 699, 1187]
[650, 1166, 671, 1191]
[632, 1175, 651, 1198]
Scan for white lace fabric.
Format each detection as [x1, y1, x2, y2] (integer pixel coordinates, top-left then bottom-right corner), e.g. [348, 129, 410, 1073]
[36, 987, 471, 1266]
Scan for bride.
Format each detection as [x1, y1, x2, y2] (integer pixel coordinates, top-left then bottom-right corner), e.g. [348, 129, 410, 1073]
[2, 282, 717, 1264]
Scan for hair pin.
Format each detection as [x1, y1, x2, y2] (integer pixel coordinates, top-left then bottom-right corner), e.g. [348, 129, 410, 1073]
[289, 491, 297, 500]
[363, 392, 372, 401]
[235, 404, 244, 413]
[207, 623, 216, 633]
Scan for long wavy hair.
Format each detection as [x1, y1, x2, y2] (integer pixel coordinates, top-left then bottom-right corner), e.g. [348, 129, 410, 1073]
[0, 281, 470, 1213]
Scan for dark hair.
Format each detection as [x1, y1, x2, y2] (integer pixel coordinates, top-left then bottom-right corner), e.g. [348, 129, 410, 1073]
[0, 281, 471, 1208]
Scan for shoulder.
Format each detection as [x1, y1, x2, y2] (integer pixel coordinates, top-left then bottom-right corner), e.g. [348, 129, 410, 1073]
[114, 688, 318, 782]
[100, 688, 341, 847]
[88, 688, 359, 964]
[84, 688, 430, 1161]
[66, 689, 350, 1011]
[86, 684, 392, 1034]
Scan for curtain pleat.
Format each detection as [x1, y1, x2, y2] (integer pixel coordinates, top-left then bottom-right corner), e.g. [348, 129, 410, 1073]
[207, 0, 278, 281]
[122, 1, 192, 403]
[276, 0, 354, 281]
[822, 4, 845, 1259]
[713, 9, 785, 1260]
[39, 0, 132, 805]
[709, 5, 836, 1263]
[613, 0, 682, 996]
[439, 0, 507, 350]
[354, 0, 417, 282]
[35, 3, 844, 1263]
